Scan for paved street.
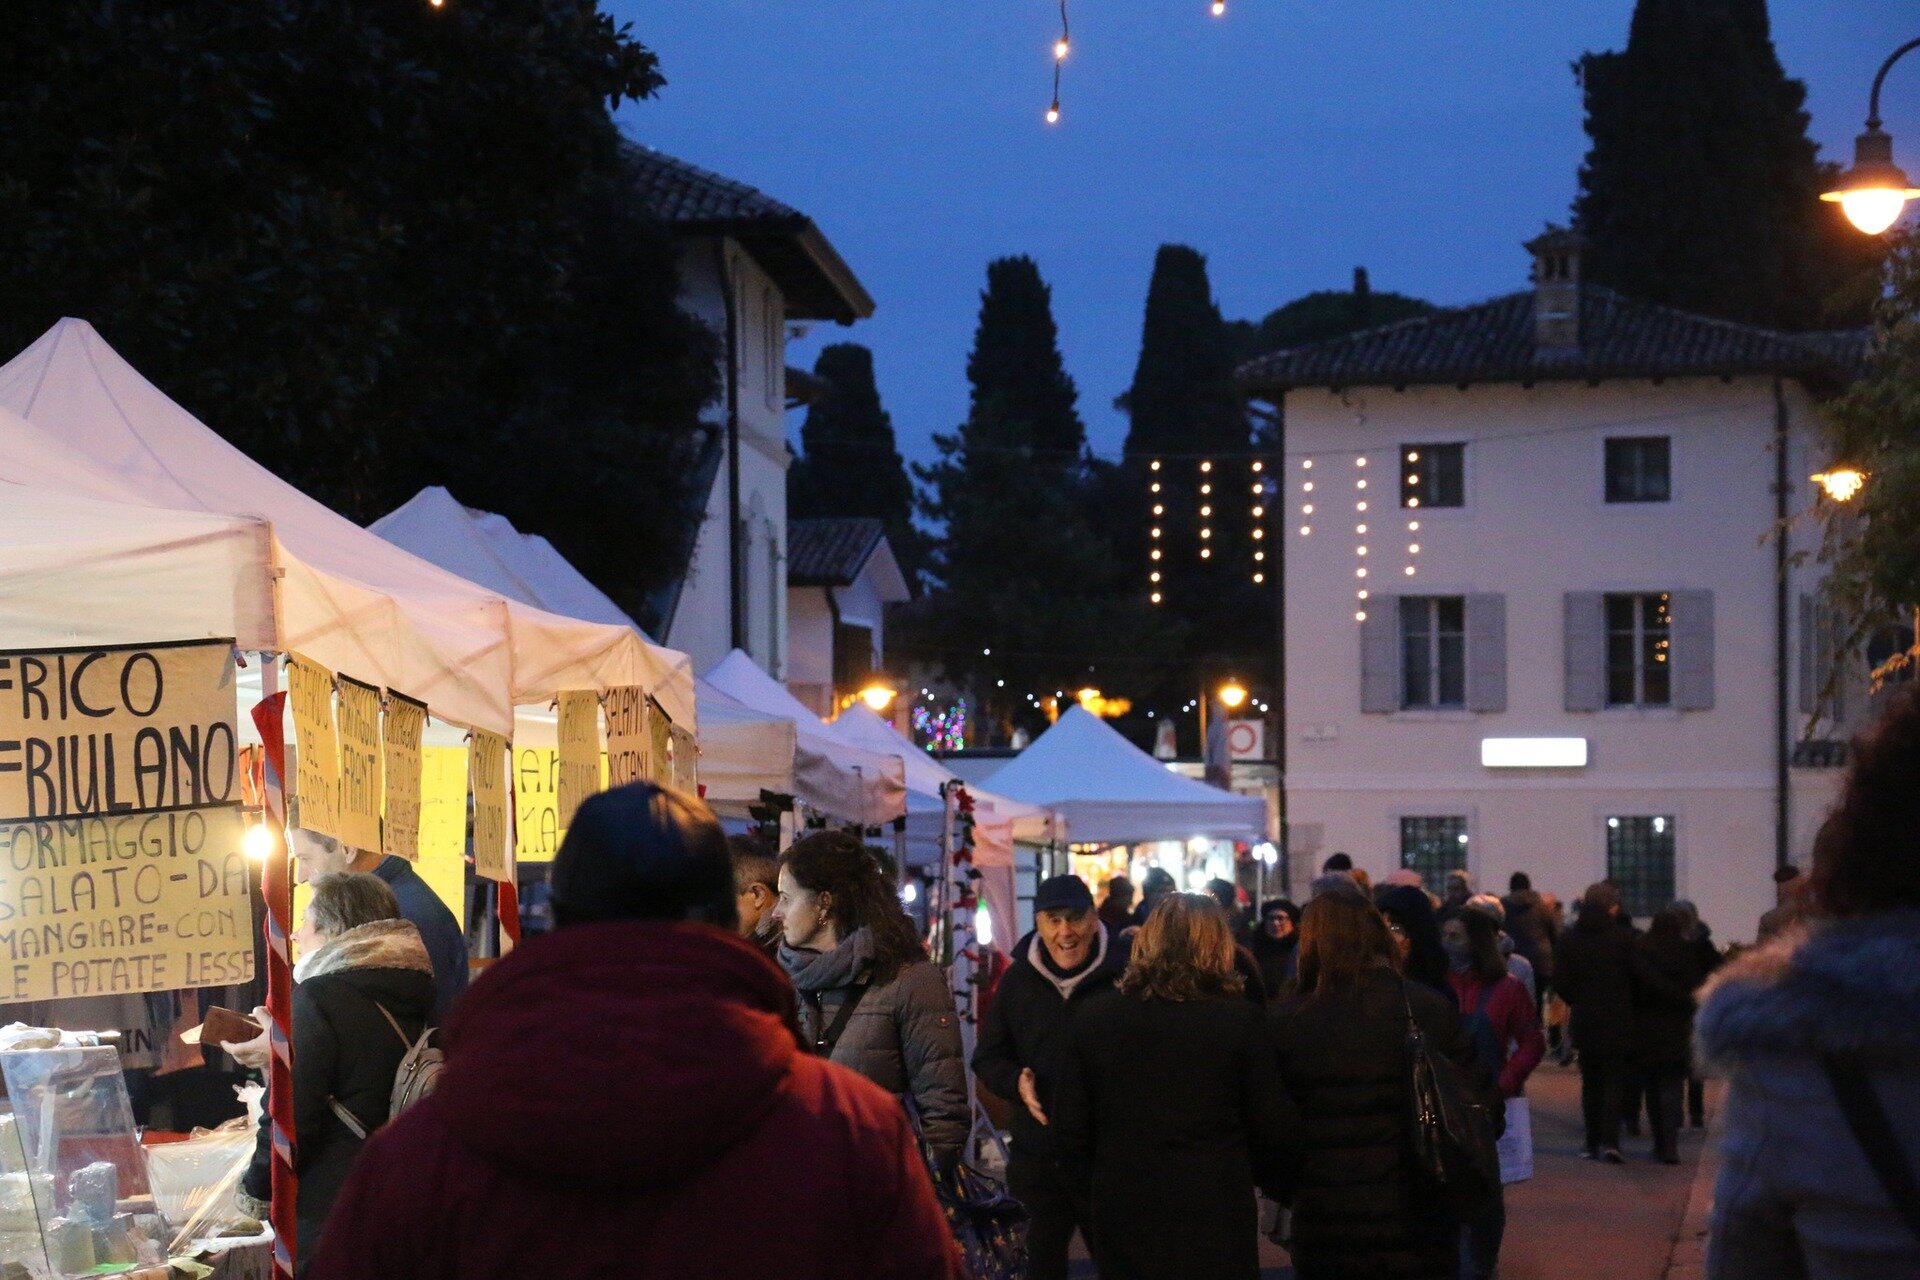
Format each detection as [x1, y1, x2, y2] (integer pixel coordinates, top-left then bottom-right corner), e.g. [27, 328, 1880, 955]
[1070, 1059, 1716, 1279]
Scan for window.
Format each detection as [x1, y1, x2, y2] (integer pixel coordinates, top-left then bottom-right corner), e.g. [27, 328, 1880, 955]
[1401, 443, 1465, 509]
[1401, 816, 1469, 896]
[1606, 592, 1672, 707]
[1606, 816, 1676, 918]
[1605, 437, 1671, 503]
[1401, 596, 1466, 709]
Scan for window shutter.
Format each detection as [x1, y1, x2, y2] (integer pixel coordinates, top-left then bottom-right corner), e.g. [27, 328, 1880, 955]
[1672, 590, 1715, 710]
[1798, 594, 1815, 715]
[1360, 600, 1401, 713]
[1464, 594, 1507, 712]
[1563, 593, 1606, 711]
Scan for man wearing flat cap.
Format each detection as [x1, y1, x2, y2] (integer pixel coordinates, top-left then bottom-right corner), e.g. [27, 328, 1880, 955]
[972, 875, 1129, 1279]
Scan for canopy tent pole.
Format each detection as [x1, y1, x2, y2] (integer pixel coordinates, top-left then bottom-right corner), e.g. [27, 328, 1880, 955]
[250, 664, 297, 1280]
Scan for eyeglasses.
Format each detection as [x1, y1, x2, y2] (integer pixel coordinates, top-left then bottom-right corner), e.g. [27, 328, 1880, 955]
[1386, 924, 1407, 937]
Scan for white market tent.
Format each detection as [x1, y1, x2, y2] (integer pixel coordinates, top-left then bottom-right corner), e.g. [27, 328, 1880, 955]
[831, 704, 1065, 849]
[0, 320, 693, 735]
[986, 706, 1268, 845]
[372, 488, 899, 825]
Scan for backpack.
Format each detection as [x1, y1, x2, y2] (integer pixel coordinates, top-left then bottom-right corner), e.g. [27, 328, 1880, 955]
[326, 1001, 443, 1141]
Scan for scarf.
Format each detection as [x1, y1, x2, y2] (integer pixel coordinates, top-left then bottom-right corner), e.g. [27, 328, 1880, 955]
[1033, 926, 1107, 1002]
[295, 919, 433, 984]
[779, 926, 875, 994]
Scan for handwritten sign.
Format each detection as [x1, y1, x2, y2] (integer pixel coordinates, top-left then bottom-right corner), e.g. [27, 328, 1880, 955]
[0, 804, 254, 1001]
[669, 725, 698, 795]
[286, 655, 340, 839]
[470, 729, 509, 882]
[381, 694, 425, 860]
[0, 640, 238, 822]
[556, 691, 600, 832]
[514, 748, 560, 864]
[334, 677, 382, 851]
[603, 687, 646, 788]
[418, 746, 468, 918]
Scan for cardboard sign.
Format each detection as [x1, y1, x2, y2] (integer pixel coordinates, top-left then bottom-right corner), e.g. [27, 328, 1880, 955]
[286, 654, 340, 839]
[648, 698, 673, 787]
[334, 677, 382, 852]
[381, 694, 426, 860]
[0, 640, 238, 822]
[0, 803, 255, 1001]
[604, 687, 646, 788]
[669, 725, 698, 795]
[556, 691, 600, 832]
[514, 747, 560, 865]
[418, 746, 468, 919]
[469, 729, 509, 882]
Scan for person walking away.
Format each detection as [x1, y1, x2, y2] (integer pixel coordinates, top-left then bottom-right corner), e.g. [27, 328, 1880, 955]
[1670, 900, 1723, 1127]
[236, 873, 434, 1272]
[304, 783, 961, 1280]
[777, 830, 970, 1164]
[1465, 895, 1536, 1003]
[972, 876, 1128, 1280]
[1249, 899, 1301, 999]
[1271, 892, 1492, 1280]
[1556, 883, 1638, 1162]
[728, 833, 782, 959]
[1054, 895, 1298, 1280]
[1756, 864, 1806, 943]
[1442, 910, 1545, 1280]
[1630, 907, 1709, 1164]
[1377, 884, 1452, 997]
[289, 828, 469, 1021]
[1129, 867, 1177, 929]
[1098, 876, 1136, 932]
[1501, 872, 1557, 1007]
[1700, 687, 1920, 1278]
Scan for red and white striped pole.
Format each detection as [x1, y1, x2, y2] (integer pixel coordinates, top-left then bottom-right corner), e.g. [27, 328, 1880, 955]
[250, 689, 297, 1280]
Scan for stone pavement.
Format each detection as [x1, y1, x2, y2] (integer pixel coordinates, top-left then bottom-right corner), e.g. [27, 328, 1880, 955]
[1066, 1057, 1716, 1279]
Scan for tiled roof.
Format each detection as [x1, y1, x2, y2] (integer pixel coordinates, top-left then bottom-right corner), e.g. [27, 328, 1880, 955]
[625, 145, 806, 229]
[1236, 286, 1869, 393]
[788, 518, 886, 587]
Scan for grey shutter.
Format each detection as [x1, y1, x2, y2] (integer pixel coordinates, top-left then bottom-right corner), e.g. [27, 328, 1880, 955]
[1464, 593, 1507, 712]
[1798, 594, 1816, 715]
[1821, 606, 1847, 725]
[1360, 599, 1401, 713]
[1672, 589, 1715, 710]
[1563, 592, 1607, 711]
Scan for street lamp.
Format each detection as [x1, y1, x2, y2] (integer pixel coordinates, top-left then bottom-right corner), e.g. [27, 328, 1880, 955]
[1217, 681, 1249, 712]
[858, 683, 897, 712]
[1822, 37, 1920, 235]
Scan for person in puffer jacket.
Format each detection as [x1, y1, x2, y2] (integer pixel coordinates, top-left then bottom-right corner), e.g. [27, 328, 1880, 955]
[1699, 687, 1920, 1280]
[777, 829, 970, 1163]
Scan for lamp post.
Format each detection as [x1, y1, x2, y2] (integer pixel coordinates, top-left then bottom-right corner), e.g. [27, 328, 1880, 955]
[1821, 37, 1920, 235]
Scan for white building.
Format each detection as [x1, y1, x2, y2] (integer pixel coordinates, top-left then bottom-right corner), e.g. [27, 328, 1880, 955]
[627, 146, 874, 678]
[785, 517, 912, 718]
[1239, 229, 1869, 939]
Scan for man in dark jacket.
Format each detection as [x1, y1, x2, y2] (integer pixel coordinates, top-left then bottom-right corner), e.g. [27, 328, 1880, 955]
[306, 783, 962, 1280]
[1556, 882, 1639, 1162]
[1501, 871, 1558, 1000]
[973, 875, 1127, 1280]
[728, 833, 782, 960]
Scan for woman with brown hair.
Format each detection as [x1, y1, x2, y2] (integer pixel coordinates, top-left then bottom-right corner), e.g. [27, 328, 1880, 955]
[1270, 892, 1490, 1280]
[1054, 894, 1299, 1280]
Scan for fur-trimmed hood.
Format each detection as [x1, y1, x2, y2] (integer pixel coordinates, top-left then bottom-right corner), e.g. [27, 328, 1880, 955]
[1696, 909, 1920, 1068]
[296, 918, 434, 984]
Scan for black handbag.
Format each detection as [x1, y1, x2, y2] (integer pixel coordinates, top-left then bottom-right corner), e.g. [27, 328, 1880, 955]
[1401, 980, 1502, 1218]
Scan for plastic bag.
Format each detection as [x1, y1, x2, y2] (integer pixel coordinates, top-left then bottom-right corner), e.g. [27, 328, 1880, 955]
[150, 1084, 263, 1254]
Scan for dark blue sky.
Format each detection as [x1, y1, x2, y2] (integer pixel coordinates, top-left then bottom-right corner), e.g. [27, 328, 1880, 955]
[612, 2, 1917, 466]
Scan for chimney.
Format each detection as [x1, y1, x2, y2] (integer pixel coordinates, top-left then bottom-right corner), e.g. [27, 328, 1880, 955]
[1524, 225, 1585, 355]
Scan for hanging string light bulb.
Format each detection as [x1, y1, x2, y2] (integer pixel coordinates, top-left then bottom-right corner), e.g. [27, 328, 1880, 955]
[1211, 0, 1226, 14]
[1047, 0, 1068, 123]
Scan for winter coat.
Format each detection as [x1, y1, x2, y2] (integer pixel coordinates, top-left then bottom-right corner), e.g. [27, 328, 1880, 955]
[1270, 965, 1493, 1280]
[304, 920, 962, 1280]
[372, 855, 468, 1021]
[971, 924, 1127, 1165]
[243, 920, 435, 1271]
[1377, 886, 1452, 998]
[1446, 969, 1545, 1097]
[1698, 909, 1920, 1280]
[782, 928, 970, 1160]
[1501, 889, 1557, 984]
[1055, 987, 1299, 1280]
[1630, 931, 1708, 1070]
[1249, 932, 1299, 1001]
[1555, 914, 1638, 1057]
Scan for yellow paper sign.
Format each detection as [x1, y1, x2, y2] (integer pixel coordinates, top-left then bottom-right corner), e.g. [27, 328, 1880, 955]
[470, 729, 509, 882]
[556, 691, 600, 832]
[648, 698, 673, 787]
[0, 804, 255, 1001]
[0, 640, 239, 822]
[669, 725, 698, 795]
[418, 746, 468, 919]
[514, 747, 560, 864]
[603, 687, 646, 788]
[334, 677, 382, 852]
[381, 694, 426, 860]
[286, 654, 341, 839]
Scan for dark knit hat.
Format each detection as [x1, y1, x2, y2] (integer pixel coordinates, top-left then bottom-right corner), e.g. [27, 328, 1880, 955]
[549, 783, 735, 930]
[1034, 874, 1095, 914]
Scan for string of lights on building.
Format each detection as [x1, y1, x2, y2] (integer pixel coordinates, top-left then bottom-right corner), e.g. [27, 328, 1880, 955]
[1143, 455, 1271, 605]
[1046, 0, 1228, 125]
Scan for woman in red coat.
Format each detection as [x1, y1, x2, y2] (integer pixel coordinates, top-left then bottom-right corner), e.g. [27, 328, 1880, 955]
[1441, 909, 1545, 1280]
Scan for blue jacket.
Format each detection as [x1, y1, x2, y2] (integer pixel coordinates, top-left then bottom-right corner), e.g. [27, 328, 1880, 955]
[373, 856, 469, 1022]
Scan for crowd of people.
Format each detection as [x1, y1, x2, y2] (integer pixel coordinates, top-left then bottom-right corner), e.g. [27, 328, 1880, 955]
[220, 687, 1920, 1280]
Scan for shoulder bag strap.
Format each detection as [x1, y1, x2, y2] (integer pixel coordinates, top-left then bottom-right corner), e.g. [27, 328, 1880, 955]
[1825, 1054, 1920, 1243]
[813, 982, 870, 1057]
[370, 1000, 416, 1052]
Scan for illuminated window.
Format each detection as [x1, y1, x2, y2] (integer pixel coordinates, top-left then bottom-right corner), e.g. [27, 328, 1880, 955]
[1400, 816, 1468, 895]
[1606, 593, 1672, 706]
[1606, 817, 1676, 917]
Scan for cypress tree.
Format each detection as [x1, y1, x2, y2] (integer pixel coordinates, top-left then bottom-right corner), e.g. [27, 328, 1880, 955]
[788, 343, 923, 585]
[1574, 0, 1881, 330]
[964, 257, 1086, 462]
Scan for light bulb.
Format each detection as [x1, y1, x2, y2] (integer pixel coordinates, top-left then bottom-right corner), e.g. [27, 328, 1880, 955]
[1358, 589, 1369, 600]
[1303, 460, 1314, 470]
[1356, 610, 1367, 622]
[1301, 504, 1313, 515]
[1303, 482, 1315, 493]
[243, 822, 277, 861]
[1255, 550, 1266, 560]
[1200, 527, 1211, 539]
[1151, 548, 1162, 560]
[1356, 524, 1367, 534]
[1300, 526, 1311, 536]
[1151, 482, 1162, 493]
[1253, 573, 1264, 583]
[1211, 0, 1226, 14]
[1150, 571, 1161, 582]
[1200, 461, 1213, 473]
[1252, 506, 1265, 518]
[1251, 460, 1263, 472]
[1356, 567, 1368, 578]
[1357, 479, 1368, 490]
[1356, 457, 1368, 468]
[1407, 451, 1420, 463]
[1252, 528, 1264, 539]
[1357, 502, 1369, 512]
[1409, 544, 1421, 553]
[1404, 566, 1416, 576]
[1151, 527, 1162, 538]
[1839, 188, 1910, 236]
[1357, 546, 1368, 555]
[1151, 460, 1162, 471]
[1151, 592, 1163, 604]
[1200, 548, 1212, 559]
[1054, 37, 1070, 60]
[1047, 101, 1061, 124]
[1201, 484, 1212, 495]
[1408, 521, 1420, 531]
[1200, 505, 1212, 517]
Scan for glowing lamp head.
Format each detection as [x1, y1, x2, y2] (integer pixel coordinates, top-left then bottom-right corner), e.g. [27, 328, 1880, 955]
[1821, 128, 1918, 234]
[858, 684, 898, 712]
[1812, 468, 1867, 503]
[243, 822, 277, 862]
[1217, 681, 1248, 710]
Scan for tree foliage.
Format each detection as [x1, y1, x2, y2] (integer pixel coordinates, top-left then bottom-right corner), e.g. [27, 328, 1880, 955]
[1228, 268, 1435, 363]
[788, 343, 925, 587]
[1573, 0, 1881, 330]
[0, 1, 718, 622]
